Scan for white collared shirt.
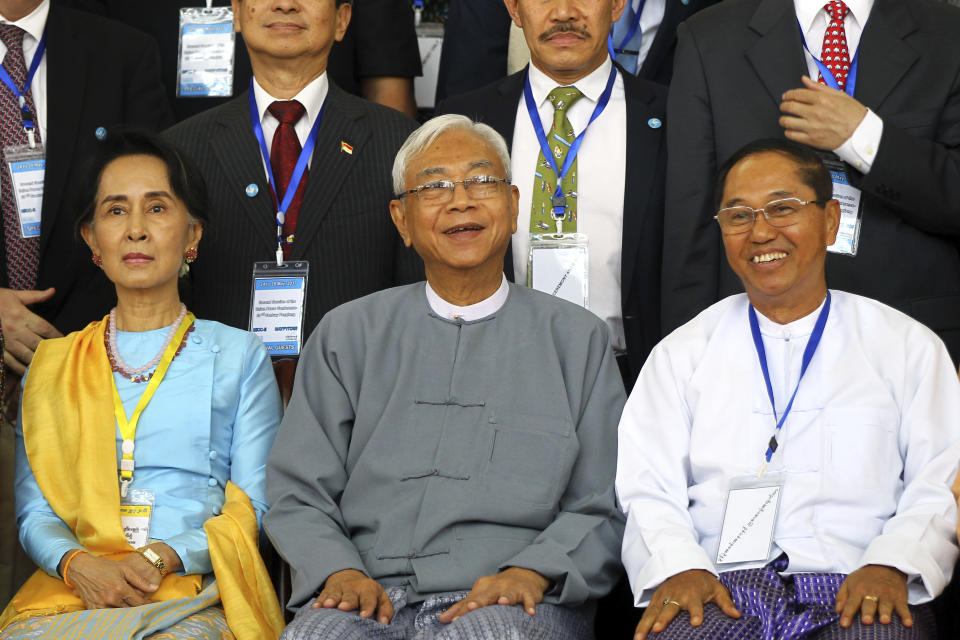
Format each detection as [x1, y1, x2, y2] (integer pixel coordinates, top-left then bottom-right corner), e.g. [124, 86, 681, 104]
[251, 72, 329, 174]
[795, 0, 882, 174]
[0, 0, 49, 143]
[511, 58, 627, 352]
[618, 291, 960, 606]
[425, 274, 510, 321]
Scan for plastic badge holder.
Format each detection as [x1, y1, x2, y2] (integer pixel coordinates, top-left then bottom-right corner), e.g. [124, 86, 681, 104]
[249, 260, 309, 357]
[177, 6, 235, 98]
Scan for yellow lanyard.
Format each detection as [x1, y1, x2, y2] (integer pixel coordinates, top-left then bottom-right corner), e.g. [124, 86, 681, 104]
[111, 313, 195, 497]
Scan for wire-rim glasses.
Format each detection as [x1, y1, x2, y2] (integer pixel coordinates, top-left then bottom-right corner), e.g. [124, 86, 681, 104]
[714, 198, 827, 234]
[398, 175, 510, 204]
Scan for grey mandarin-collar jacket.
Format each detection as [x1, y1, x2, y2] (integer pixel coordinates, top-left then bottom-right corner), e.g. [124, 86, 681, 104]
[264, 283, 626, 609]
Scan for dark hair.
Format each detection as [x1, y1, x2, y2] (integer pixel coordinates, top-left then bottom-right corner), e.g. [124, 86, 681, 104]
[74, 128, 209, 238]
[713, 138, 833, 211]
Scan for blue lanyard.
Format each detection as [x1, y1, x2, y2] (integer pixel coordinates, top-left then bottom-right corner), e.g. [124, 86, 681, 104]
[0, 30, 45, 138]
[798, 22, 859, 97]
[522, 63, 616, 220]
[748, 292, 831, 469]
[248, 79, 324, 264]
[612, 0, 647, 56]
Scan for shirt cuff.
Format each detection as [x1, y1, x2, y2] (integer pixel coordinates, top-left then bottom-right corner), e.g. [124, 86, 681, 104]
[857, 534, 942, 603]
[833, 108, 883, 174]
[623, 535, 718, 607]
[163, 529, 211, 576]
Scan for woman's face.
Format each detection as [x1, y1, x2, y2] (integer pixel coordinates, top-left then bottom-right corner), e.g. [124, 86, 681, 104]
[81, 154, 202, 298]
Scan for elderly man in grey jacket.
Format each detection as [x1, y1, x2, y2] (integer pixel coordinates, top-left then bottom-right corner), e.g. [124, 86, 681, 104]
[264, 114, 626, 640]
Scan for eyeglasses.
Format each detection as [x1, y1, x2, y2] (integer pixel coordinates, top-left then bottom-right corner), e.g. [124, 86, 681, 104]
[398, 175, 510, 204]
[714, 198, 826, 234]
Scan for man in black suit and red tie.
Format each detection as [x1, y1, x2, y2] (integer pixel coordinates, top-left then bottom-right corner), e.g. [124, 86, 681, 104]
[0, 0, 172, 607]
[166, 0, 422, 342]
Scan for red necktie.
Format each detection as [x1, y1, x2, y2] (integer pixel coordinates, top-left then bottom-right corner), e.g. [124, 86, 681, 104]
[818, 1, 851, 91]
[268, 100, 307, 260]
[0, 24, 40, 290]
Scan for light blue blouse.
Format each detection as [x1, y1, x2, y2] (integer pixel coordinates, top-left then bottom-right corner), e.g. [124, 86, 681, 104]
[14, 319, 283, 576]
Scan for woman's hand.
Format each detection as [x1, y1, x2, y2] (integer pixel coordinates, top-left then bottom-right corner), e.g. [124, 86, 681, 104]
[62, 552, 160, 609]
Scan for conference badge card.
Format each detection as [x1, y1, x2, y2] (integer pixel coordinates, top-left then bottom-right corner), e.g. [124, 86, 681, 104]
[528, 233, 589, 309]
[716, 481, 782, 564]
[249, 261, 308, 357]
[177, 7, 235, 98]
[5, 144, 44, 238]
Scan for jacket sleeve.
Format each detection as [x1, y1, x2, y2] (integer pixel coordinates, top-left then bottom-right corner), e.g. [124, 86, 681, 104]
[615, 341, 719, 607]
[660, 21, 723, 335]
[856, 331, 960, 603]
[853, 94, 960, 237]
[263, 318, 368, 609]
[499, 323, 627, 606]
[120, 29, 175, 131]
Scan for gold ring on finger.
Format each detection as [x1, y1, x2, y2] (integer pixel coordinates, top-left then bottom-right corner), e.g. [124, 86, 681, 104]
[662, 598, 682, 607]
[863, 595, 879, 603]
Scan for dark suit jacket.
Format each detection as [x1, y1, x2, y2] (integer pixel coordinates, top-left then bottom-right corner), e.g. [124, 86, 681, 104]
[14, 4, 173, 333]
[437, 66, 667, 380]
[165, 81, 423, 340]
[635, 0, 721, 85]
[662, 0, 960, 362]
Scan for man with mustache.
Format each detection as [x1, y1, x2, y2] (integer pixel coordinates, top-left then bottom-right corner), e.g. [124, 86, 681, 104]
[437, 0, 667, 391]
[165, 0, 422, 343]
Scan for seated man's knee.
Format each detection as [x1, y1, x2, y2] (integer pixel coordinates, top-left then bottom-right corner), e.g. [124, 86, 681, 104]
[437, 603, 589, 640]
[280, 603, 388, 640]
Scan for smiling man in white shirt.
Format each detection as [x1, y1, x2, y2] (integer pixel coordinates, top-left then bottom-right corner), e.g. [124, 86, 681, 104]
[619, 138, 960, 640]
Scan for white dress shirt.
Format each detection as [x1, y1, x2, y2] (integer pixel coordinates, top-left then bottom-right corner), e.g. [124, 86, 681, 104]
[0, 0, 49, 143]
[618, 291, 960, 606]
[795, 0, 882, 174]
[511, 58, 627, 352]
[425, 274, 509, 321]
[251, 72, 328, 174]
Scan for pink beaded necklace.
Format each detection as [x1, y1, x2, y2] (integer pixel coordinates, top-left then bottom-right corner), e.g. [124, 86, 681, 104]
[105, 304, 194, 383]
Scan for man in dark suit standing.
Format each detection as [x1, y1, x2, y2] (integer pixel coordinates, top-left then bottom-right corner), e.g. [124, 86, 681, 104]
[661, 0, 960, 362]
[166, 0, 422, 342]
[0, 0, 172, 607]
[438, 0, 667, 389]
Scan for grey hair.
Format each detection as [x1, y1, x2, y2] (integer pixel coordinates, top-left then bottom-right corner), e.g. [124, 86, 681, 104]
[391, 114, 512, 196]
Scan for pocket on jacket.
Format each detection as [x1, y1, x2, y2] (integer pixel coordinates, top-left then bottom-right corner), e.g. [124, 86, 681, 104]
[483, 411, 574, 508]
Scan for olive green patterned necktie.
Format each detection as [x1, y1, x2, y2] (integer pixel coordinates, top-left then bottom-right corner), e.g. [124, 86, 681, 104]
[530, 86, 584, 235]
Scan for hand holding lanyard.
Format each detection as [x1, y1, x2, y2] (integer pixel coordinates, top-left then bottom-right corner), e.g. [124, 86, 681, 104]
[798, 23, 859, 97]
